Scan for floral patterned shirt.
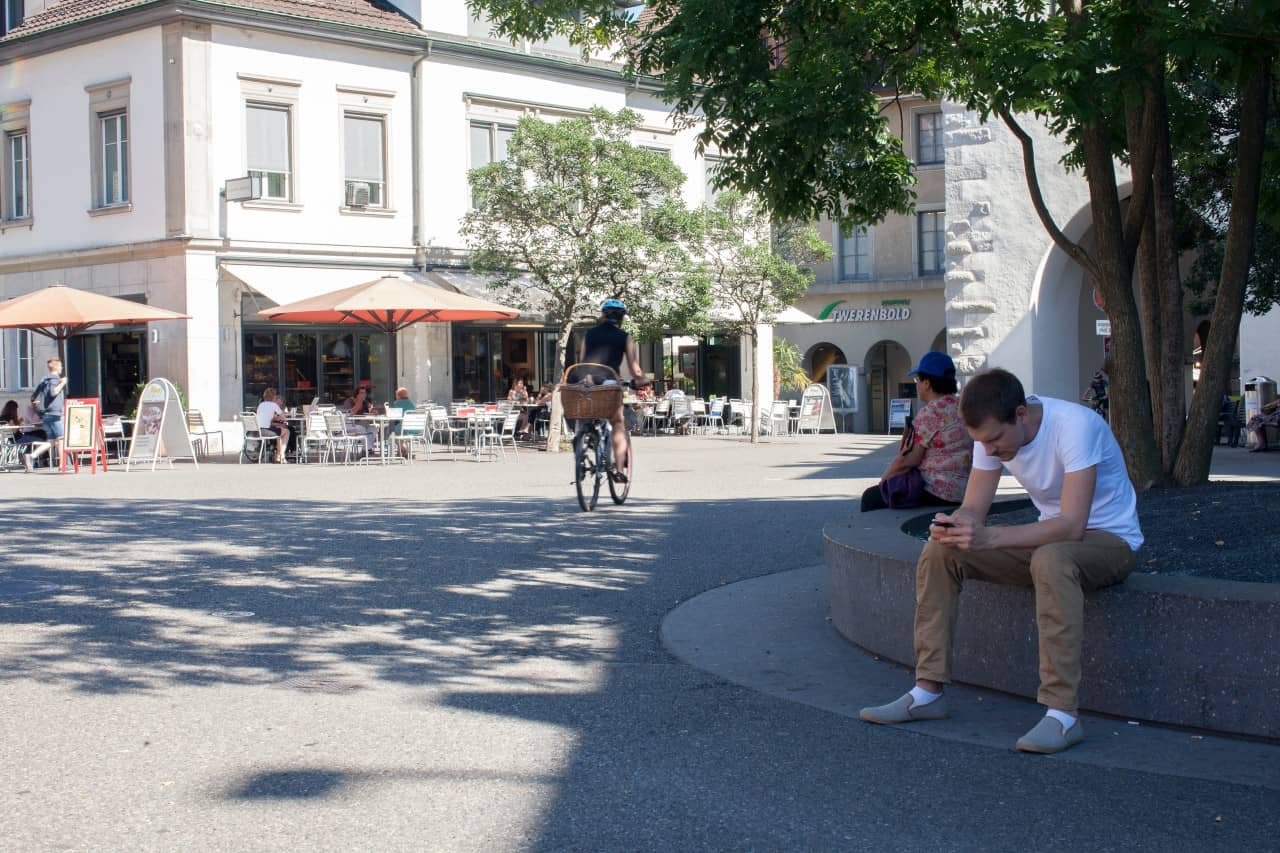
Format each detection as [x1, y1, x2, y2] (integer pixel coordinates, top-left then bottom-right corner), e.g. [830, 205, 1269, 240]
[911, 394, 973, 502]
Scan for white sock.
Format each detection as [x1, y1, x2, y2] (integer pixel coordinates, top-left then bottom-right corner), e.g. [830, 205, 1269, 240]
[909, 685, 942, 706]
[1046, 709, 1077, 729]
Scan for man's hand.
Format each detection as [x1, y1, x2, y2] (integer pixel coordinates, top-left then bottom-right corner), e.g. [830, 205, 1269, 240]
[929, 511, 996, 551]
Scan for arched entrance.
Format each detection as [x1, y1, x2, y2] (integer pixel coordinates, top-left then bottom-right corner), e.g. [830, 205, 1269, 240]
[930, 329, 947, 358]
[804, 342, 847, 383]
[863, 340, 912, 433]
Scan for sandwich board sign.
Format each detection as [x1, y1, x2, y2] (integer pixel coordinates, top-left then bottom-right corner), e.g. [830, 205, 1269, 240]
[126, 378, 198, 470]
[888, 398, 913, 431]
[798, 383, 836, 433]
[61, 397, 109, 474]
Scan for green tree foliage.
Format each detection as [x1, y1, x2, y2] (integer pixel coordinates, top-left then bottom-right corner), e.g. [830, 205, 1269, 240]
[701, 191, 829, 442]
[470, 0, 1280, 488]
[461, 107, 707, 449]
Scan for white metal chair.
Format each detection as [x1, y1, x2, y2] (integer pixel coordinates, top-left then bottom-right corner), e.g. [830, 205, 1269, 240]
[650, 399, 671, 434]
[395, 411, 431, 463]
[690, 399, 707, 433]
[102, 415, 130, 459]
[0, 427, 20, 471]
[762, 401, 790, 436]
[187, 409, 224, 457]
[323, 413, 365, 465]
[300, 412, 331, 463]
[496, 411, 520, 460]
[239, 413, 279, 464]
[699, 400, 726, 434]
[429, 407, 467, 459]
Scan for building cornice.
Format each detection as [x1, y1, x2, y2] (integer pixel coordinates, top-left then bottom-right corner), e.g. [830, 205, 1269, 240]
[0, 237, 191, 274]
[423, 34, 662, 93]
[0, 1, 422, 63]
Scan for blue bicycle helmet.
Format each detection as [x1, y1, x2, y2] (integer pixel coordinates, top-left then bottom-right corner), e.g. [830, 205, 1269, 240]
[601, 298, 626, 325]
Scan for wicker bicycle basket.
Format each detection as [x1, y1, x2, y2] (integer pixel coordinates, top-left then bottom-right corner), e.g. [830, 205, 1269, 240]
[560, 363, 624, 420]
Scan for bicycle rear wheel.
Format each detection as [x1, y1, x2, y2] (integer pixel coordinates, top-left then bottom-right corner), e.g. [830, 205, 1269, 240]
[575, 430, 600, 511]
[608, 433, 632, 504]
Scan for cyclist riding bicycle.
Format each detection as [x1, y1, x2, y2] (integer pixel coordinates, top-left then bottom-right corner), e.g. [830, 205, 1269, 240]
[576, 298, 649, 482]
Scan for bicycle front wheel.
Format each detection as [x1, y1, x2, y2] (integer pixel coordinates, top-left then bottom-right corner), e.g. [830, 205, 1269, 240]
[608, 432, 632, 505]
[575, 430, 600, 511]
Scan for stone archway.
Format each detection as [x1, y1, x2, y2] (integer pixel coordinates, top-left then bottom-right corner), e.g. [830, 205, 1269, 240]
[804, 342, 847, 384]
[863, 340, 912, 433]
[930, 329, 947, 357]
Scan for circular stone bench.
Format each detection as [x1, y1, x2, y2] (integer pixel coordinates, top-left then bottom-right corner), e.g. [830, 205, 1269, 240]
[824, 502, 1280, 740]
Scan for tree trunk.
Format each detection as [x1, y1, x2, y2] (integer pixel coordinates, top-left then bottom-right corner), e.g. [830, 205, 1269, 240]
[1150, 90, 1186, 475]
[545, 320, 575, 454]
[748, 329, 759, 444]
[1135, 202, 1164, 442]
[1173, 60, 1271, 485]
[1080, 125, 1163, 490]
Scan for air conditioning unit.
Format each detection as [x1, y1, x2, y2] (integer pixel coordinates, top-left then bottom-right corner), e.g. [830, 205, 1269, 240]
[345, 182, 371, 208]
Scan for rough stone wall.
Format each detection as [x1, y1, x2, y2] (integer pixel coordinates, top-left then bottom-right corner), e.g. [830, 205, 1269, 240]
[941, 104, 1097, 385]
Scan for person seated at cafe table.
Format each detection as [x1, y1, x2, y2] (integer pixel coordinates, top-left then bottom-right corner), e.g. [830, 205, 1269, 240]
[507, 378, 530, 404]
[388, 387, 415, 434]
[517, 383, 553, 438]
[1, 400, 23, 425]
[351, 386, 376, 416]
[255, 387, 290, 464]
[338, 396, 377, 453]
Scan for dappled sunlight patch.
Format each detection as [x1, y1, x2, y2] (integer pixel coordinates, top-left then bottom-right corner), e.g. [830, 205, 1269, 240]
[440, 565, 646, 599]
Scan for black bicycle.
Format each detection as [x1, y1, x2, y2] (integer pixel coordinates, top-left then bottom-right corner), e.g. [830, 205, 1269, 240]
[562, 363, 633, 512]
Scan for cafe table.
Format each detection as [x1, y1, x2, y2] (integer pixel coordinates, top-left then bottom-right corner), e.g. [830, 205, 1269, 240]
[351, 414, 402, 465]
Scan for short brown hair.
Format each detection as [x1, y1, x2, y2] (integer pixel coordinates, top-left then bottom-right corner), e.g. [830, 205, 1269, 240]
[959, 368, 1026, 428]
[395, 387, 410, 399]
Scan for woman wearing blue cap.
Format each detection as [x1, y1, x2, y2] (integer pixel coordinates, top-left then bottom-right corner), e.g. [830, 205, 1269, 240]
[861, 351, 972, 512]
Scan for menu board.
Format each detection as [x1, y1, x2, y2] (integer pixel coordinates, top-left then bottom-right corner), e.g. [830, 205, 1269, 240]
[65, 402, 98, 451]
[126, 378, 199, 470]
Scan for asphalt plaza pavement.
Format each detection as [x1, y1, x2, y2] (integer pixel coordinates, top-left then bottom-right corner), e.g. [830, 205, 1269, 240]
[1, 435, 1278, 851]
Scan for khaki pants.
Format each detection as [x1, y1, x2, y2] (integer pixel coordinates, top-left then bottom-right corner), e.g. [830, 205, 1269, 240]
[914, 531, 1135, 712]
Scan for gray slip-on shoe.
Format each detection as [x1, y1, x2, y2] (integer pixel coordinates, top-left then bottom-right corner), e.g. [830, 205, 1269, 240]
[1015, 716, 1085, 754]
[859, 692, 949, 725]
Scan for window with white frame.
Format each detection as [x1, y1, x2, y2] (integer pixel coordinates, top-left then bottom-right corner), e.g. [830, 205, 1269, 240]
[17, 329, 34, 389]
[0, 331, 6, 387]
[99, 111, 129, 206]
[916, 111, 943, 166]
[469, 121, 515, 168]
[86, 78, 130, 211]
[3, 127, 28, 220]
[840, 225, 871, 280]
[343, 114, 385, 207]
[918, 210, 946, 276]
[246, 103, 292, 201]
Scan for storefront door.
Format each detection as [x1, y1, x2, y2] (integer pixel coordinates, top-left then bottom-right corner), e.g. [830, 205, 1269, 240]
[68, 330, 146, 414]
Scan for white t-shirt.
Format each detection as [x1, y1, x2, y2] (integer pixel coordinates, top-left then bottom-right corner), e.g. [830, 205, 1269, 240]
[972, 396, 1143, 551]
[256, 400, 283, 431]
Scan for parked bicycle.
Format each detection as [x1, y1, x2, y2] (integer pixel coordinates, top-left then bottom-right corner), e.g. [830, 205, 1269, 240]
[561, 363, 634, 512]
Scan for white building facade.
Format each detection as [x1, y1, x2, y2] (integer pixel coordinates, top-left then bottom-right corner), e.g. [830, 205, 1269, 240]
[0, 0, 764, 438]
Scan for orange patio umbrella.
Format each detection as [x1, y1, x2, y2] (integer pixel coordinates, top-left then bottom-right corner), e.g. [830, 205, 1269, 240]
[259, 274, 519, 392]
[0, 285, 191, 366]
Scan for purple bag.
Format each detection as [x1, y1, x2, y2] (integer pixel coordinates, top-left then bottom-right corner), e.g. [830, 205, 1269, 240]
[879, 414, 923, 508]
[879, 468, 925, 508]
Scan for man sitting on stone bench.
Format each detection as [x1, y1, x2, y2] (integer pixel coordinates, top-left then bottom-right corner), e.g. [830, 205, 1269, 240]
[859, 368, 1142, 754]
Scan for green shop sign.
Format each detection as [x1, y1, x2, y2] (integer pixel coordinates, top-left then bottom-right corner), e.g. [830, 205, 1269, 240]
[817, 299, 912, 323]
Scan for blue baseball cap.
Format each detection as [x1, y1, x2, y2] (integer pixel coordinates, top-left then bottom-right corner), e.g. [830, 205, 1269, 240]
[908, 351, 956, 379]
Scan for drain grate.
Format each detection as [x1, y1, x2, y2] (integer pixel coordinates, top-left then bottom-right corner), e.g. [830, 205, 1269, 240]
[0, 580, 61, 600]
[277, 676, 361, 694]
[209, 610, 255, 619]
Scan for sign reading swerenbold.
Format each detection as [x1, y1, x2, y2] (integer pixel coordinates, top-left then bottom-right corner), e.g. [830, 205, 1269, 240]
[817, 299, 912, 323]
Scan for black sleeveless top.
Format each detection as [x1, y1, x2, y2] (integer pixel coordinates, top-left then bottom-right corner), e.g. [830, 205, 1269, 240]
[581, 322, 629, 378]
